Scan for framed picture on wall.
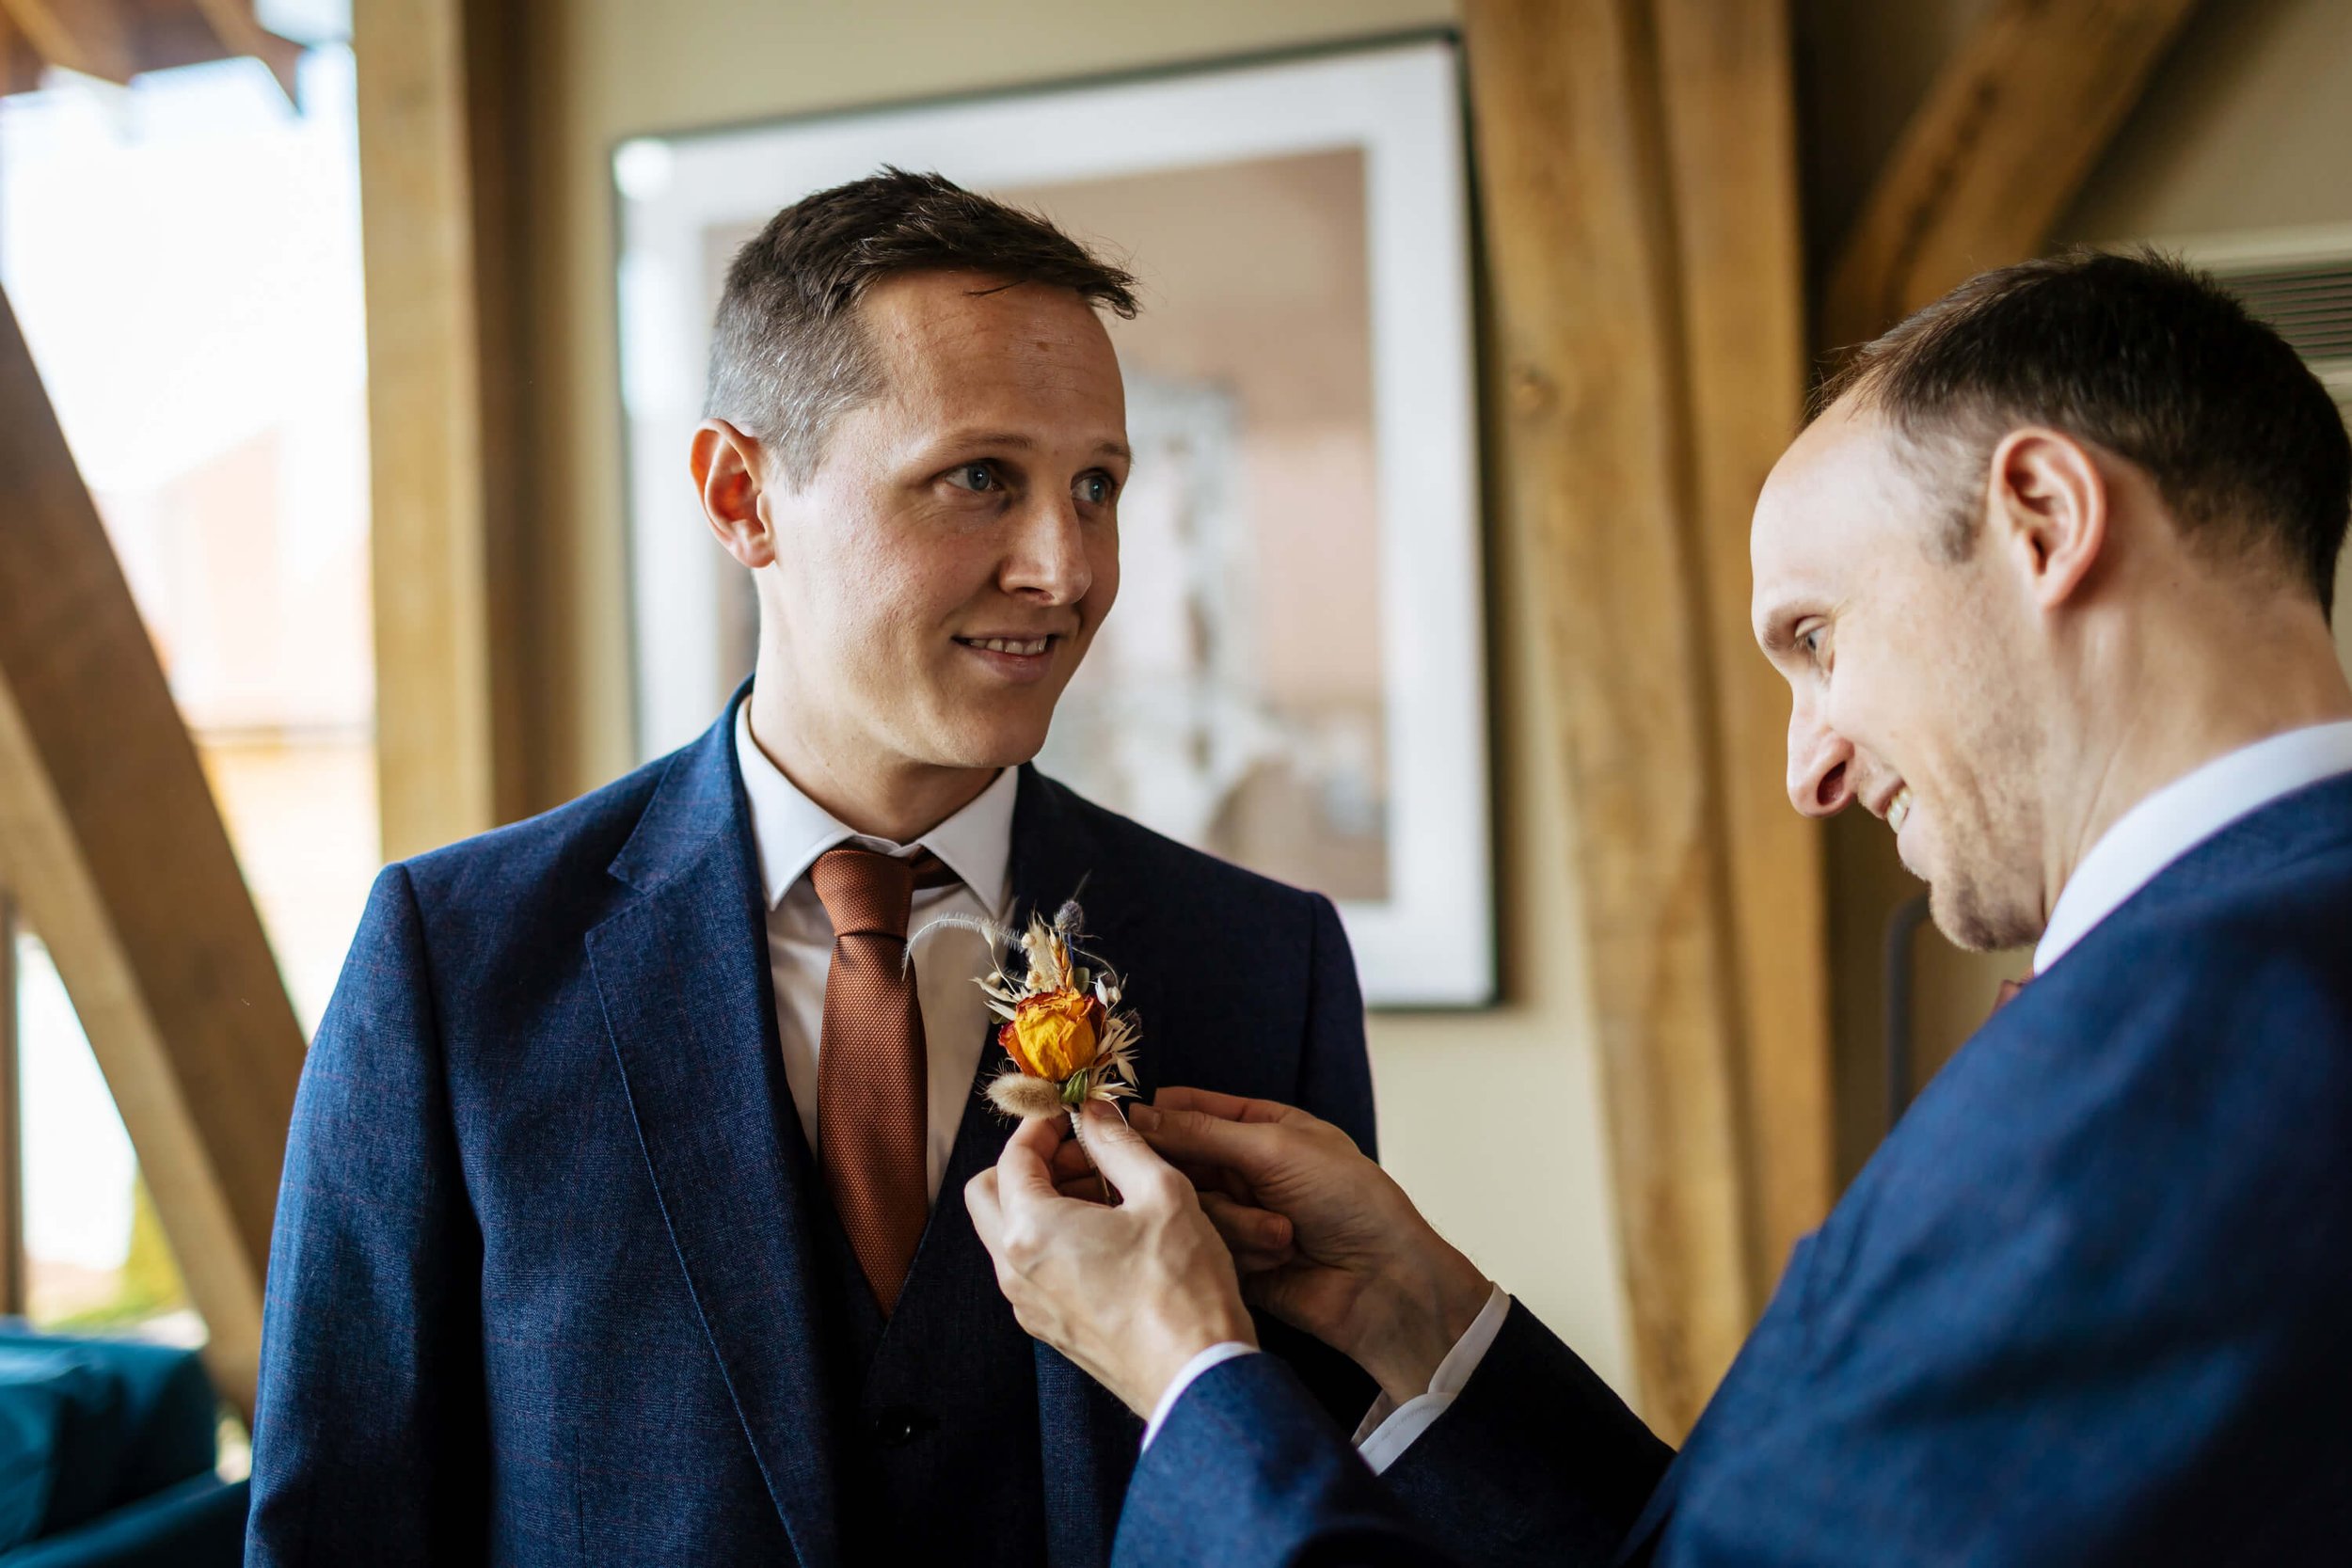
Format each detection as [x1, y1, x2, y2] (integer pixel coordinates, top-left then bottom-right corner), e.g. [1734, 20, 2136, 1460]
[612, 32, 1494, 1006]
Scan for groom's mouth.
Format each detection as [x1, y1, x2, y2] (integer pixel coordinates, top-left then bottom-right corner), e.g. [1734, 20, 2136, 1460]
[954, 633, 1060, 683]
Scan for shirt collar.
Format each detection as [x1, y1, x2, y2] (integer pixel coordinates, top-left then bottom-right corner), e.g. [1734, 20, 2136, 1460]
[2035, 719, 2352, 974]
[732, 700, 1016, 920]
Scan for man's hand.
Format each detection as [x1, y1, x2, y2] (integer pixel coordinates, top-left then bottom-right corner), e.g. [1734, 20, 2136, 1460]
[966, 1101, 1264, 1418]
[1132, 1088, 1492, 1407]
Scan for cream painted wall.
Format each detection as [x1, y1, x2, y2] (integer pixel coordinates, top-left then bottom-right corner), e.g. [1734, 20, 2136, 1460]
[518, 0, 1638, 1398]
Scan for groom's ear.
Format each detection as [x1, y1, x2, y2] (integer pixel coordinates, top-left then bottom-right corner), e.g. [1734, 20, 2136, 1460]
[691, 419, 777, 569]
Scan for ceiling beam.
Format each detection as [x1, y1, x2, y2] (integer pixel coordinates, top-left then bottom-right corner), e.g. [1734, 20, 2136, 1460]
[1823, 0, 2203, 349]
[0, 9, 47, 96]
[0, 0, 303, 103]
[184, 0, 302, 101]
[0, 0, 137, 85]
[0, 286, 306, 1418]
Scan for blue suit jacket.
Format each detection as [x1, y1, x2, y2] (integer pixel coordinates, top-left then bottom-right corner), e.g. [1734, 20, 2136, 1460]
[246, 692, 1376, 1566]
[1120, 775, 2352, 1565]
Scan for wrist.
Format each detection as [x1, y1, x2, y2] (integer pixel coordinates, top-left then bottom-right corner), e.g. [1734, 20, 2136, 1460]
[1136, 1301, 1258, 1418]
[1359, 1243, 1490, 1406]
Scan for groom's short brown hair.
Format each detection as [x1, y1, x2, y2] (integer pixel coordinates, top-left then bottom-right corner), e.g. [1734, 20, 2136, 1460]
[704, 167, 1140, 486]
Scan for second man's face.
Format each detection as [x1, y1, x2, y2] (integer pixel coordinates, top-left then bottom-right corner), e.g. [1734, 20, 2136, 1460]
[1752, 399, 2048, 953]
[755, 271, 1129, 780]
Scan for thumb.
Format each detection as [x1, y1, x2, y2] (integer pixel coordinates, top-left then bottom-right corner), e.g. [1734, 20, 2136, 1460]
[995, 1118, 1061, 1207]
[1078, 1101, 1180, 1206]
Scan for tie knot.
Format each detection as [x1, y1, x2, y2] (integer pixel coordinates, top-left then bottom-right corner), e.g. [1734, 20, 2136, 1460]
[808, 845, 957, 938]
[810, 847, 913, 939]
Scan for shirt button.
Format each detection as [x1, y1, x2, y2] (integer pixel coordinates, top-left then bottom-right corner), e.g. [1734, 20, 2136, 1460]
[871, 1405, 933, 1448]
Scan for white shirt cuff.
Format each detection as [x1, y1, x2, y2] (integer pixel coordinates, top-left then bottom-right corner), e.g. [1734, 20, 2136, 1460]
[1142, 1341, 1259, 1451]
[1351, 1284, 1511, 1475]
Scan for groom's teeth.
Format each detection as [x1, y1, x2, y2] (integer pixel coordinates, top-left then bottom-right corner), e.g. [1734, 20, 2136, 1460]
[1888, 787, 1913, 835]
[971, 638, 1048, 655]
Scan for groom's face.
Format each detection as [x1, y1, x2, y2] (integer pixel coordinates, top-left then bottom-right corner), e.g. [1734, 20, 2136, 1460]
[752, 271, 1127, 774]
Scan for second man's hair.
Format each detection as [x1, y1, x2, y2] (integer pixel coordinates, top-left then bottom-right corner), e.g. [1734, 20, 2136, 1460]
[1820, 247, 2352, 614]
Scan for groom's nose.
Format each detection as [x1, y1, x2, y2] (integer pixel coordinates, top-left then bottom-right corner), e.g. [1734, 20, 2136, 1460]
[1000, 491, 1093, 606]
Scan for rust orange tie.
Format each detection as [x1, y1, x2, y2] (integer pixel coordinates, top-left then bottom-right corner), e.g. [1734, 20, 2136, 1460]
[810, 845, 957, 1315]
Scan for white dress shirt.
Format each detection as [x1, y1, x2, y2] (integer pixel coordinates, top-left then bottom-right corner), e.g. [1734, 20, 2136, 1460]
[2034, 720, 2352, 974]
[734, 703, 1018, 1198]
[1148, 719, 2352, 1470]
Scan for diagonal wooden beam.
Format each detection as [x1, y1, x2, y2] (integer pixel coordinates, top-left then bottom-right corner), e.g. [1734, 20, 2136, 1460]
[183, 0, 303, 101]
[0, 0, 137, 84]
[0, 286, 305, 1418]
[0, 0, 304, 103]
[1463, 0, 1767, 1436]
[0, 8, 48, 96]
[1823, 0, 2203, 349]
[0, 893, 22, 1318]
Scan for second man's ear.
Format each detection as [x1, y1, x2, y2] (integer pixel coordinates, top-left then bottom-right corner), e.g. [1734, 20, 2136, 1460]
[1991, 425, 2109, 610]
[690, 419, 777, 569]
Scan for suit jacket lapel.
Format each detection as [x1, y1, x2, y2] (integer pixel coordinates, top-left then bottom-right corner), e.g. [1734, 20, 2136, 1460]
[1009, 768, 1149, 1566]
[587, 701, 842, 1568]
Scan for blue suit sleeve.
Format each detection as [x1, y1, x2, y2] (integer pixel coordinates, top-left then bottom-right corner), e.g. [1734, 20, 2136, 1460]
[246, 865, 488, 1566]
[1380, 1301, 1671, 1564]
[1120, 1303, 1668, 1568]
[1115, 1353, 1442, 1567]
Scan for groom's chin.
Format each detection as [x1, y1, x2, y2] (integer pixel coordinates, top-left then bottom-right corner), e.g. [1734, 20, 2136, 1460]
[922, 703, 1057, 774]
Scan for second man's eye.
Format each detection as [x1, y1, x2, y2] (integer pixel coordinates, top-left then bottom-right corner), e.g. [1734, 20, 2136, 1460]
[1075, 472, 1117, 506]
[947, 462, 999, 493]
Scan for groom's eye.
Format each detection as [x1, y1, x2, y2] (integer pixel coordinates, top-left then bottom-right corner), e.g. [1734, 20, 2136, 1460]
[1073, 471, 1118, 506]
[946, 461, 1000, 493]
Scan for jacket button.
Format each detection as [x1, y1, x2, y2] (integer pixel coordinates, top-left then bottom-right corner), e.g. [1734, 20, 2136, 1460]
[871, 1405, 933, 1448]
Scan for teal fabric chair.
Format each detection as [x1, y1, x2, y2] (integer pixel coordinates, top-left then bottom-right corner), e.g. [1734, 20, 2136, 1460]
[0, 1326, 244, 1567]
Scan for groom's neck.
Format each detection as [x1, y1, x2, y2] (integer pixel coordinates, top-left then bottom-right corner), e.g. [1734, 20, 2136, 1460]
[745, 677, 998, 845]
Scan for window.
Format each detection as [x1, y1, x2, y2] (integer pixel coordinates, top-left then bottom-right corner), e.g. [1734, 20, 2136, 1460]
[0, 28, 371, 1356]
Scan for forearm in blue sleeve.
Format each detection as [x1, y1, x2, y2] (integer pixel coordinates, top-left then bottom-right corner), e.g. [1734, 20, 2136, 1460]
[1378, 1300, 1671, 1567]
[1116, 1352, 1444, 1568]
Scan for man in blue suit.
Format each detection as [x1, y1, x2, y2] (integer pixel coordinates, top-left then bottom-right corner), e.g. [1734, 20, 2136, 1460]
[972, 248, 2352, 1563]
[246, 170, 1375, 1566]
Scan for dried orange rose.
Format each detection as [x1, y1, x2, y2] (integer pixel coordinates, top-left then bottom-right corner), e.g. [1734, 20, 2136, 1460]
[998, 989, 1107, 1082]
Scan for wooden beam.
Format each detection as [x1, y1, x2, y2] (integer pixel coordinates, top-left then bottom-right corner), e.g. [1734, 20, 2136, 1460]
[1654, 0, 1833, 1302]
[0, 286, 305, 1417]
[183, 0, 302, 101]
[0, 9, 49, 97]
[1463, 0, 1761, 1436]
[1822, 0, 2202, 349]
[0, 891, 23, 1319]
[0, 0, 303, 102]
[354, 0, 532, 858]
[0, 0, 136, 84]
